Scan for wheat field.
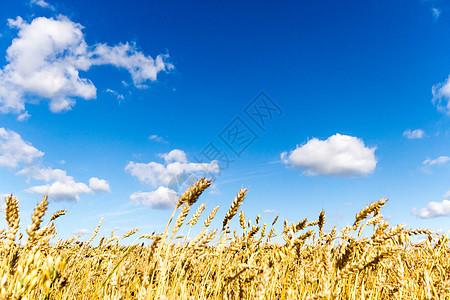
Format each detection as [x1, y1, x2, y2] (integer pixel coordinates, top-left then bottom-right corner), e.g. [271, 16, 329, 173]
[1, 178, 449, 299]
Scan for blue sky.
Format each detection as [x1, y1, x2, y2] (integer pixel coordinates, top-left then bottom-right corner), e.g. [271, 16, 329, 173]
[0, 0, 449, 240]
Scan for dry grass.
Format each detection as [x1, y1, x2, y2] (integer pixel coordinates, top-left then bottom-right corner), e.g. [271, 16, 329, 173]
[1, 180, 450, 299]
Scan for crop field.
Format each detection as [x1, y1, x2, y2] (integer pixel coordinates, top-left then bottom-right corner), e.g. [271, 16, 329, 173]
[1, 178, 449, 299]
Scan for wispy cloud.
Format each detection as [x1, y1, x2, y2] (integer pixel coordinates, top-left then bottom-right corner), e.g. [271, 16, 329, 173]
[30, 0, 54, 10]
[17, 111, 30, 122]
[443, 190, 450, 199]
[72, 228, 91, 235]
[432, 76, 450, 115]
[149, 134, 168, 144]
[95, 208, 141, 219]
[432, 8, 441, 21]
[106, 89, 124, 101]
[218, 170, 286, 185]
[208, 183, 221, 195]
[423, 156, 450, 166]
[403, 129, 425, 139]
[281, 134, 377, 177]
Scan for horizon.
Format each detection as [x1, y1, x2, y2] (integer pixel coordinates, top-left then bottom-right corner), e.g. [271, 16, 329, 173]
[0, 0, 450, 241]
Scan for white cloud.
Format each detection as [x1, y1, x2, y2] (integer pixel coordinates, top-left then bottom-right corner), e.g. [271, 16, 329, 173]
[23, 167, 110, 201]
[72, 228, 90, 235]
[21, 167, 110, 201]
[148, 134, 168, 144]
[17, 111, 30, 121]
[21, 167, 96, 201]
[281, 133, 377, 177]
[25, 180, 91, 201]
[89, 177, 110, 192]
[432, 76, 450, 115]
[0, 15, 173, 115]
[413, 200, 450, 219]
[263, 209, 276, 214]
[126, 149, 219, 187]
[30, 0, 55, 10]
[126, 149, 219, 209]
[432, 8, 441, 20]
[444, 190, 450, 200]
[413, 190, 450, 218]
[130, 186, 178, 209]
[159, 149, 187, 164]
[91, 43, 171, 86]
[0, 127, 43, 168]
[105, 89, 124, 101]
[21, 166, 71, 182]
[423, 156, 450, 166]
[0, 128, 108, 201]
[403, 129, 425, 139]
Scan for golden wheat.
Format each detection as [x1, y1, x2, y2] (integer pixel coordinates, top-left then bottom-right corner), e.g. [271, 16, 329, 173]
[0, 181, 449, 299]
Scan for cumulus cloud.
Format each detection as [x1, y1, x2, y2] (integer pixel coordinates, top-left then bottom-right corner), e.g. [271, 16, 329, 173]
[413, 190, 450, 219]
[423, 156, 450, 166]
[20, 167, 110, 201]
[126, 149, 219, 187]
[23, 168, 108, 201]
[126, 149, 220, 209]
[20, 166, 71, 182]
[25, 179, 91, 201]
[0, 127, 43, 167]
[89, 177, 110, 192]
[281, 134, 377, 177]
[403, 129, 425, 139]
[413, 200, 450, 219]
[158, 149, 187, 164]
[0, 15, 173, 115]
[0, 127, 109, 201]
[432, 76, 450, 115]
[130, 187, 178, 209]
